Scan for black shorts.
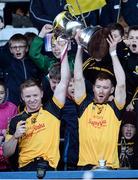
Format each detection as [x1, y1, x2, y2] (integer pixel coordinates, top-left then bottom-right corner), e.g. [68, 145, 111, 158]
[19, 158, 55, 171]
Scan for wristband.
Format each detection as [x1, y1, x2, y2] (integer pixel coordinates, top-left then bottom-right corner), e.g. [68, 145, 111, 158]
[77, 45, 82, 49]
[110, 50, 117, 57]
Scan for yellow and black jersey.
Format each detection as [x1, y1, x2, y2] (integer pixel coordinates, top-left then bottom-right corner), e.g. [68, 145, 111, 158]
[83, 56, 114, 84]
[76, 94, 124, 169]
[6, 97, 63, 169]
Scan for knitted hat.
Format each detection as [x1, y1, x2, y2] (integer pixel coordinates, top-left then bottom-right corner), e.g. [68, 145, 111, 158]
[121, 111, 136, 126]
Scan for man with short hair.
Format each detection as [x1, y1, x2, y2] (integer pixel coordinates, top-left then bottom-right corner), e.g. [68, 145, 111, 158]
[74, 33, 126, 169]
[3, 39, 70, 171]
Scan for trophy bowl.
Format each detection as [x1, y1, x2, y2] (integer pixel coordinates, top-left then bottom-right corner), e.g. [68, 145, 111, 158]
[78, 26, 109, 59]
[53, 11, 84, 39]
[87, 27, 109, 59]
[53, 11, 110, 59]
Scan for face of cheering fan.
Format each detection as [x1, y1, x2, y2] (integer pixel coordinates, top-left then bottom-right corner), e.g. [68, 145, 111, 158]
[52, 39, 66, 59]
[122, 124, 136, 140]
[111, 30, 122, 43]
[128, 30, 138, 54]
[9, 40, 28, 60]
[51, 38, 67, 59]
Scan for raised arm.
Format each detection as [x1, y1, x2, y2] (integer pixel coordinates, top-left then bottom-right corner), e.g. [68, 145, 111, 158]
[107, 34, 126, 106]
[74, 34, 86, 102]
[53, 39, 70, 105]
[29, 24, 54, 73]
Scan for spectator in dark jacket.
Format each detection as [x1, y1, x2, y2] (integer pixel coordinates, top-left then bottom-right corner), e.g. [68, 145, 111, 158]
[100, 0, 120, 26]
[0, 34, 43, 106]
[29, 0, 99, 31]
[121, 0, 138, 26]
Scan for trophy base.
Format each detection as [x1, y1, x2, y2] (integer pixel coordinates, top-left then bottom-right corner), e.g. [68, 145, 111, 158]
[92, 165, 113, 171]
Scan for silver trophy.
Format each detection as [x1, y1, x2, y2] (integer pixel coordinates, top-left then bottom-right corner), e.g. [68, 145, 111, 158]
[53, 9, 109, 59]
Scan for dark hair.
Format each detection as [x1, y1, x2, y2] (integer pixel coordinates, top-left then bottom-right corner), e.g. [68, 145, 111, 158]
[0, 16, 3, 23]
[8, 33, 28, 47]
[94, 72, 115, 86]
[0, 80, 6, 91]
[20, 79, 43, 93]
[24, 32, 37, 46]
[49, 62, 61, 80]
[128, 25, 138, 35]
[108, 23, 124, 37]
[121, 111, 137, 126]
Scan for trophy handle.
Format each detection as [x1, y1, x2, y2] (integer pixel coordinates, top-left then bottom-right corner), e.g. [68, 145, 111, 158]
[64, 4, 78, 20]
[64, 2, 87, 28]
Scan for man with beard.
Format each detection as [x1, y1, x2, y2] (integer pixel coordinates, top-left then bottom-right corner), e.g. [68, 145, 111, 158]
[73, 32, 126, 169]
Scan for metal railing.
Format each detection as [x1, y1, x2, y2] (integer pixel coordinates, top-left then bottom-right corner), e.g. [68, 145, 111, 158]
[0, 170, 138, 179]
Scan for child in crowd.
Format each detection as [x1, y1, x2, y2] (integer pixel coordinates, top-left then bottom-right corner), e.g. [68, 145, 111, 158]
[108, 23, 128, 60]
[0, 33, 44, 106]
[118, 111, 136, 169]
[29, 24, 75, 75]
[0, 80, 18, 171]
[121, 25, 138, 109]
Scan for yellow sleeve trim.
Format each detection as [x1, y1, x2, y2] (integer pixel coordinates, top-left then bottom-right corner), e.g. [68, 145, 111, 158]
[76, 93, 86, 105]
[114, 99, 125, 110]
[5, 134, 13, 142]
[92, 67, 114, 76]
[131, 87, 138, 105]
[52, 96, 64, 109]
[83, 57, 94, 70]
